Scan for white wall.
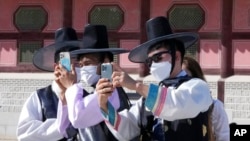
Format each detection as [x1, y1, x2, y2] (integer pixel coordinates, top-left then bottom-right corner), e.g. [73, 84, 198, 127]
[0, 73, 250, 140]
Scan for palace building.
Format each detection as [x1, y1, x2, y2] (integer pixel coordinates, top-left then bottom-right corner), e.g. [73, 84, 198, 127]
[0, 0, 250, 140]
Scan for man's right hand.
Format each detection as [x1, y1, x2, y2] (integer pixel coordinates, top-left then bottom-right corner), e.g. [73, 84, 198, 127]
[96, 78, 114, 113]
[54, 65, 67, 105]
[58, 64, 77, 89]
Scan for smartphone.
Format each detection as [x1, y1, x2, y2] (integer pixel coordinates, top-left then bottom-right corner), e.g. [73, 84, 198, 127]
[59, 52, 71, 72]
[101, 63, 113, 81]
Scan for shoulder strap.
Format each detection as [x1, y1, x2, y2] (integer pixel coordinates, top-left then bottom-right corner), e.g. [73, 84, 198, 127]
[207, 102, 215, 141]
[139, 98, 154, 141]
[116, 87, 132, 111]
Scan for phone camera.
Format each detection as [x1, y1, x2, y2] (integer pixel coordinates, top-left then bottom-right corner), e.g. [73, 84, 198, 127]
[102, 65, 106, 71]
[60, 54, 64, 59]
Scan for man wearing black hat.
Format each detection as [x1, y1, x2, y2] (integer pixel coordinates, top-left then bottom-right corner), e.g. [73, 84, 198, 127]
[55, 24, 131, 141]
[16, 27, 81, 141]
[97, 16, 213, 141]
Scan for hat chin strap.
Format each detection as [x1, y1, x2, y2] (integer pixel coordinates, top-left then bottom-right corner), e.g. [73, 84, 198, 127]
[170, 46, 176, 75]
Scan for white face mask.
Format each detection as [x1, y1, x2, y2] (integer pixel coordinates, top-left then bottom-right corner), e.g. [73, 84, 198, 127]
[75, 65, 100, 86]
[150, 61, 172, 82]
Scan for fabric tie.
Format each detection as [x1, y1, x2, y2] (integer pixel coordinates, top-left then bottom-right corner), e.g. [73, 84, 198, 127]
[152, 118, 165, 141]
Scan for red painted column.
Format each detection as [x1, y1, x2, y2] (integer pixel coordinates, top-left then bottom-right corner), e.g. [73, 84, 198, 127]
[218, 0, 233, 103]
[221, 0, 233, 78]
[139, 0, 150, 78]
[63, 0, 73, 27]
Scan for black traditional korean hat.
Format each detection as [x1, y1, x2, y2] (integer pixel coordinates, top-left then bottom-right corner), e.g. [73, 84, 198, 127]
[128, 16, 199, 63]
[32, 27, 80, 72]
[70, 24, 129, 56]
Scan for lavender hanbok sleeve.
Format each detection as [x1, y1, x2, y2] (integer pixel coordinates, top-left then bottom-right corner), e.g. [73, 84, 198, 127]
[57, 101, 70, 137]
[65, 84, 120, 128]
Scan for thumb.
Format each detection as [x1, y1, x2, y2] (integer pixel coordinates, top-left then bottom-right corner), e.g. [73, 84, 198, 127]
[71, 64, 75, 75]
[111, 62, 123, 72]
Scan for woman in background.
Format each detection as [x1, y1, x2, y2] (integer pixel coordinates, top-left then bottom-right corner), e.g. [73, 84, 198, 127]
[182, 56, 230, 141]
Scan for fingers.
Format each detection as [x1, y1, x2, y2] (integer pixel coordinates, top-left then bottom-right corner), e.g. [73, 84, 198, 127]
[111, 62, 123, 72]
[96, 78, 114, 96]
[113, 80, 121, 87]
[71, 64, 76, 75]
[96, 78, 113, 89]
[59, 64, 68, 74]
[99, 87, 113, 95]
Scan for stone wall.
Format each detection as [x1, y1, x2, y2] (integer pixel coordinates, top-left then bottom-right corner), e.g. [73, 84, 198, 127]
[0, 73, 249, 140]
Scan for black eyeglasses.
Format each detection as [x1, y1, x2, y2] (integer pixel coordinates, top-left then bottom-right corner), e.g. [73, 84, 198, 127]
[146, 50, 171, 67]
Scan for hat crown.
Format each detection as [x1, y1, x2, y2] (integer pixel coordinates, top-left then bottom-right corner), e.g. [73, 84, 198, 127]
[82, 24, 109, 49]
[128, 16, 198, 63]
[55, 27, 78, 43]
[32, 27, 80, 72]
[146, 16, 173, 40]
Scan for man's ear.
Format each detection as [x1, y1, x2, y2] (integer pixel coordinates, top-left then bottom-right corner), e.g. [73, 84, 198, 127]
[175, 51, 181, 62]
[54, 63, 59, 70]
[96, 64, 101, 75]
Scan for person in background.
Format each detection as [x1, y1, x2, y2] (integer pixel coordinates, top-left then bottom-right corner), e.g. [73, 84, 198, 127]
[182, 56, 230, 141]
[16, 27, 81, 141]
[97, 16, 213, 141]
[56, 24, 131, 141]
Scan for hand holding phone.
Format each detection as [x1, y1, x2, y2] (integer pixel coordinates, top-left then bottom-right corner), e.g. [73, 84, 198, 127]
[101, 63, 113, 82]
[59, 52, 71, 72]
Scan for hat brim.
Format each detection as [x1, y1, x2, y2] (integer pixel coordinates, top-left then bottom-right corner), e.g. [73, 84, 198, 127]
[33, 41, 80, 72]
[128, 32, 199, 63]
[70, 48, 130, 57]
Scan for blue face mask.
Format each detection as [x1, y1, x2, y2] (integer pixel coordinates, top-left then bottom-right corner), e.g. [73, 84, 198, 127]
[150, 61, 172, 82]
[75, 65, 100, 86]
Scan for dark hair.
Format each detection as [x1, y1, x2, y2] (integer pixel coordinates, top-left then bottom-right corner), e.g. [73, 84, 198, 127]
[148, 39, 185, 63]
[104, 52, 114, 62]
[183, 56, 206, 81]
[54, 46, 78, 63]
[76, 52, 105, 63]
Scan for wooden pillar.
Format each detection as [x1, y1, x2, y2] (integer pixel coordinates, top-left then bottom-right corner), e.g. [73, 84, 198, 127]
[63, 0, 73, 27]
[218, 0, 233, 103]
[138, 0, 150, 77]
[217, 79, 225, 103]
[221, 0, 233, 78]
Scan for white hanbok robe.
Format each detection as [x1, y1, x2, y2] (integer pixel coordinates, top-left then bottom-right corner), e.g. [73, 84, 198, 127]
[101, 74, 214, 141]
[17, 81, 120, 141]
[16, 81, 66, 141]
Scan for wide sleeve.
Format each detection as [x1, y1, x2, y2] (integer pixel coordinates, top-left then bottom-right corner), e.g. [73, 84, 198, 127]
[65, 84, 120, 128]
[16, 91, 63, 141]
[145, 78, 213, 121]
[101, 99, 144, 141]
[212, 99, 230, 141]
[57, 101, 70, 137]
